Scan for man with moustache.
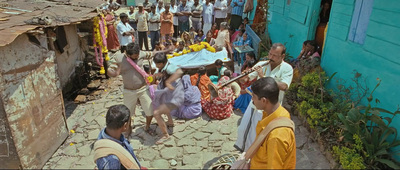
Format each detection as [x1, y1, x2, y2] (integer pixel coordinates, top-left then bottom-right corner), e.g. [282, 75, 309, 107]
[234, 43, 294, 152]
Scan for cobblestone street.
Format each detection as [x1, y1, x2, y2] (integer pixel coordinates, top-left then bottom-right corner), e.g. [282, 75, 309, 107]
[43, 77, 331, 169]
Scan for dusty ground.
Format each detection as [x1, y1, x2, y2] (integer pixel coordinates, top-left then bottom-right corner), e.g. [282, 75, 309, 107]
[42, 75, 331, 169]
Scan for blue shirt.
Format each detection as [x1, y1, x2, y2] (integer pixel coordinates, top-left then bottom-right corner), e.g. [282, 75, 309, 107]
[96, 128, 141, 170]
[233, 37, 252, 47]
[230, 0, 245, 16]
[178, 4, 191, 22]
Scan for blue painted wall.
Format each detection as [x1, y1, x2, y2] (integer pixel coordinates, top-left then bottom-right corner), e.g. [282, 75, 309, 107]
[321, 0, 400, 160]
[268, 0, 321, 57]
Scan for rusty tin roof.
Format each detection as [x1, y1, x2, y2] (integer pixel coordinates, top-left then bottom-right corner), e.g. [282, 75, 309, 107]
[0, 0, 104, 46]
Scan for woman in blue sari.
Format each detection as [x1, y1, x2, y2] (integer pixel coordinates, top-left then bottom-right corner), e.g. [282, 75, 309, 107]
[233, 60, 256, 113]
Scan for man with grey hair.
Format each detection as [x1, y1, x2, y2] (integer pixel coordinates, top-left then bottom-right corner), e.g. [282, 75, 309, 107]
[213, 22, 230, 50]
[234, 43, 294, 152]
[156, 0, 165, 14]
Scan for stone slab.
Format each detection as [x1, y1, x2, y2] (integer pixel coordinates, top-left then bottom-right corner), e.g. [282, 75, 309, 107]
[160, 147, 182, 160]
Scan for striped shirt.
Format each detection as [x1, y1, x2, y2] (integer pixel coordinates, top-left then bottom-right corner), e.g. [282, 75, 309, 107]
[230, 0, 245, 16]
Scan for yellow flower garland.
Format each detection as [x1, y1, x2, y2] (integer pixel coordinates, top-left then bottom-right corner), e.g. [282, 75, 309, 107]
[93, 14, 109, 74]
[168, 42, 216, 59]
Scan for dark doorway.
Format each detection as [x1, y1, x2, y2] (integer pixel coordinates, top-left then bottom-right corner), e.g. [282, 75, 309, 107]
[315, 0, 331, 55]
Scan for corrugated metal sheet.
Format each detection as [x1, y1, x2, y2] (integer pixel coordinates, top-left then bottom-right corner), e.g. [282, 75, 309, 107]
[0, 34, 69, 169]
[0, 0, 104, 46]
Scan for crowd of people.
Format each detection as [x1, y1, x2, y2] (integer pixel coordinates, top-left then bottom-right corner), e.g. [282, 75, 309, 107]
[102, 0, 253, 64]
[94, 0, 301, 169]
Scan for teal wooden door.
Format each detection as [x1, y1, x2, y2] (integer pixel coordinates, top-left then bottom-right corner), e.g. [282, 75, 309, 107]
[268, 0, 322, 56]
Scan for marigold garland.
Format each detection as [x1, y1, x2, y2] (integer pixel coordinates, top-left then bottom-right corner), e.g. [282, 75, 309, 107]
[167, 42, 216, 59]
[93, 14, 109, 74]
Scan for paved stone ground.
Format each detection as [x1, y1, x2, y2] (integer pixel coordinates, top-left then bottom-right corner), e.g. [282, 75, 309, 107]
[43, 76, 331, 169]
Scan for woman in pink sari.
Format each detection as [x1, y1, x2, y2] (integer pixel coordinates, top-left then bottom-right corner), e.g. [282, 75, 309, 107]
[103, 9, 120, 51]
[202, 76, 234, 120]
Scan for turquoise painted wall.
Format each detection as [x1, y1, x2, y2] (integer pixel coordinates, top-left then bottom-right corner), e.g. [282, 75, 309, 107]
[268, 0, 321, 57]
[322, 0, 400, 160]
[247, 0, 257, 23]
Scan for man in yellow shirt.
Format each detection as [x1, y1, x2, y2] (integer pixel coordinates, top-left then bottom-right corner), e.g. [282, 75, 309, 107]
[249, 77, 296, 169]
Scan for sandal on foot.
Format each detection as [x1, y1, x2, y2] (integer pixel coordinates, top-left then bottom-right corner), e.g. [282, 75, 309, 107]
[166, 123, 175, 127]
[144, 127, 156, 136]
[155, 136, 171, 145]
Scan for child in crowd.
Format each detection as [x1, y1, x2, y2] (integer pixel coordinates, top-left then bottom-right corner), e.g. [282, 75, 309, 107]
[241, 52, 257, 72]
[224, 69, 241, 99]
[189, 27, 197, 42]
[229, 28, 240, 45]
[171, 38, 178, 49]
[175, 41, 185, 52]
[243, 17, 250, 28]
[234, 59, 257, 113]
[153, 41, 164, 51]
[234, 29, 246, 43]
[164, 40, 175, 54]
[195, 29, 205, 42]
[210, 59, 227, 84]
[211, 23, 219, 39]
[237, 23, 245, 31]
[233, 33, 252, 66]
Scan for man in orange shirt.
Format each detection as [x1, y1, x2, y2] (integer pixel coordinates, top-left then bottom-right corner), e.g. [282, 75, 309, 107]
[160, 4, 174, 45]
[249, 77, 296, 169]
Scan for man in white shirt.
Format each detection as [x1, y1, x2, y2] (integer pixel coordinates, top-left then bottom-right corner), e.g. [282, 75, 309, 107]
[249, 43, 293, 103]
[149, 5, 161, 50]
[234, 43, 294, 152]
[170, 0, 179, 38]
[202, 0, 213, 34]
[187, 0, 195, 7]
[213, 0, 228, 28]
[135, 3, 150, 51]
[156, 0, 165, 14]
[116, 13, 135, 53]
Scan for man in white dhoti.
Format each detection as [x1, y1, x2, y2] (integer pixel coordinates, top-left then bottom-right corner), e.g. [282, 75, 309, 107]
[234, 43, 294, 152]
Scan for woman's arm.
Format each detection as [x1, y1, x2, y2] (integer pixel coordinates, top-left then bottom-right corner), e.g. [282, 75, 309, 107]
[165, 68, 184, 90]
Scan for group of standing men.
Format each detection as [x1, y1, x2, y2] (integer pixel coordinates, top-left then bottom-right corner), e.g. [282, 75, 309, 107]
[116, 0, 246, 51]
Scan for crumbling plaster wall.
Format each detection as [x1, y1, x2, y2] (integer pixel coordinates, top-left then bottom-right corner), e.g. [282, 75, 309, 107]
[54, 24, 86, 89]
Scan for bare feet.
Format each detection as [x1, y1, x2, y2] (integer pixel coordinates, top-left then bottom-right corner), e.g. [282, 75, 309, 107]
[155, 135, 171, 145]
[166, 122, 175, 127]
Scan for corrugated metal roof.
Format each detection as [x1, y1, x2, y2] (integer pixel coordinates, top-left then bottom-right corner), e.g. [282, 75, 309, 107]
[0, 0, 105, 46]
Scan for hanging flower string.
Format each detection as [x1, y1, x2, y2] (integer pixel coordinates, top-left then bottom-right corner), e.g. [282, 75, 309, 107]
[93, 14, 109, 75]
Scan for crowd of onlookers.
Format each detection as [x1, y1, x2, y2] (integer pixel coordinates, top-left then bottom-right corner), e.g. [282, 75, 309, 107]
[101, 0, 255, 65]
